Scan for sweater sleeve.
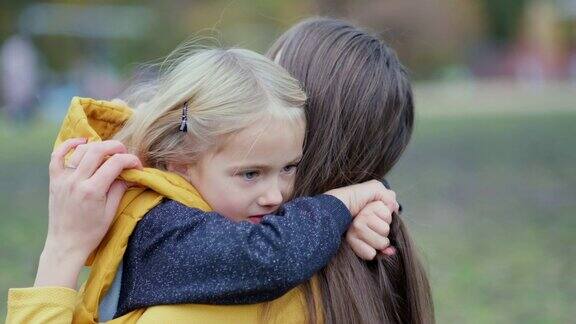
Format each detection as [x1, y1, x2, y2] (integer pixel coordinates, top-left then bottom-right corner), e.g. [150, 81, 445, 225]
[116, 194, 350, 317]
[6, 287, 78, 324]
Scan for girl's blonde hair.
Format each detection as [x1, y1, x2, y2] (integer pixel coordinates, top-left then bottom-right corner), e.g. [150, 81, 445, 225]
[114, 47, 307, 169]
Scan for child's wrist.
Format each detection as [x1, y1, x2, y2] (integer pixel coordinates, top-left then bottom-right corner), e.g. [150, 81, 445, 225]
[317, 194, 353, 234]
[324, 189, 350, 212]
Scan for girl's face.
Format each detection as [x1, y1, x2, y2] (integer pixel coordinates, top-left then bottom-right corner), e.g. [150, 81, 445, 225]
[185, 118, 304, 223]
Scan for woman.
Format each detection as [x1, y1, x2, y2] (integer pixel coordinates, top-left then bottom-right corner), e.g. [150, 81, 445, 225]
[7, 17, 432, 323]
[268, 17, 433, 323]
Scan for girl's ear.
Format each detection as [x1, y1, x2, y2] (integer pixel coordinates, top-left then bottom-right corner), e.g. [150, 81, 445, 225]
[166, 163, 190, 176]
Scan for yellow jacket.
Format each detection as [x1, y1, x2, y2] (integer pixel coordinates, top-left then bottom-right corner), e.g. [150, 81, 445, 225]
[6, 97, 320, 324]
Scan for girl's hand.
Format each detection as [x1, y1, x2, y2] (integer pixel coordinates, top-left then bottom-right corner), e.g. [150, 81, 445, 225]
[35, 138, 142, 289]
[325, 180, 399, 217]
[325, 180, 398, 260]
[346, 201, 396, 260]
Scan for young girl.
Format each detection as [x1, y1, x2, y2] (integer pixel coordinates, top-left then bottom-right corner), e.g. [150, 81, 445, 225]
[54, 47, 396, 322]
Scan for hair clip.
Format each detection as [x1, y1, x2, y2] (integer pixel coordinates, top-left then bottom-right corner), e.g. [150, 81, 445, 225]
[179, 101, 189, 132]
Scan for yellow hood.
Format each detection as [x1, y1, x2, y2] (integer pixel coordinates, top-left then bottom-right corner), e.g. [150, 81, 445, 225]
[54, 97, 211, 323]
[54, 96, 210, 211]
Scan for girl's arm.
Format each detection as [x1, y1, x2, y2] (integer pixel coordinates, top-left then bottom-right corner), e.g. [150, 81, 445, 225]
[116, 180, 396, 317]
[117, 196, 348, 316]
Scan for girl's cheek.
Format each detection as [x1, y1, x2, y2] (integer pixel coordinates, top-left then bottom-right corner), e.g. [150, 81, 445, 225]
[282, 178, 296, 200]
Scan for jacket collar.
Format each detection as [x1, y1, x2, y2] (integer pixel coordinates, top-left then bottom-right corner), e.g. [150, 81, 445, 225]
[57, 97, 211, 211]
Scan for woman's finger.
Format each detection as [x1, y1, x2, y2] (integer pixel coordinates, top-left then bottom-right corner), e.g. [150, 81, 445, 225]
[67, 143, 89, 168]
[104, 180, 129, 224]
[49, 138, 87, 176]
[348, 236, 377, 260]
[75, 141, 128, 179]
[87, 153, 142, 194]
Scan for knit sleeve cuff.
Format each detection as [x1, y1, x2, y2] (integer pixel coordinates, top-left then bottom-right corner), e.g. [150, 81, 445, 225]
[316, 194, 352, 234]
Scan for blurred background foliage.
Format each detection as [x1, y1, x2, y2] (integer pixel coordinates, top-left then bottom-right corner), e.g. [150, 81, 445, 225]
[1, 0, 575, 322]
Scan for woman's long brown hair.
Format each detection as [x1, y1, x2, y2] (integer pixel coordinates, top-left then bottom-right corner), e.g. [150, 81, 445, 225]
[267, 17, 434, 323]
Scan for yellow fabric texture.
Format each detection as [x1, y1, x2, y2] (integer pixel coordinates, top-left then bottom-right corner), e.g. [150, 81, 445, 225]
[6, 97, 321, 324]
[7, 287, 77, 324]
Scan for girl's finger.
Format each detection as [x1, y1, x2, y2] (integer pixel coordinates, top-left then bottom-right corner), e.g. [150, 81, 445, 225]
[348, 236, 377, 260]
[379, 190, 399, 214]
[75, 141, 128, 179]
[368, 182, 399, 214]
[49, 138, 87, 176]
[367, 214, 390, 237]
[371, 203, 392, 224]
[87, 153, 142, 194]
[381, 246, 396, 256]
[356, 222, 390, 251]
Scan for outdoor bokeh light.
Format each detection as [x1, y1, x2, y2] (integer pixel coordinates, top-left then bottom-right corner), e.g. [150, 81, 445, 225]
[1, 0, 574, 322]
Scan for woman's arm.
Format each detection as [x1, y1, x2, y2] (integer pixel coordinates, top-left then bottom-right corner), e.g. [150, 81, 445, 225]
[35, 139, 142, 288]
[6, 139, 142, 323]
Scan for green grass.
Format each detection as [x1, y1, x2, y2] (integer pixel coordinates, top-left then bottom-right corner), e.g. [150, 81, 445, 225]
[388, 112, 576, 323]
[0, 122, 59, 316]
[1, 112, 574, 322]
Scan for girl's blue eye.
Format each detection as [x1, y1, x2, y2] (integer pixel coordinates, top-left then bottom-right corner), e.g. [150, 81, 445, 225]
[282, 164, 298, 174]
[242, 171, 259, 180]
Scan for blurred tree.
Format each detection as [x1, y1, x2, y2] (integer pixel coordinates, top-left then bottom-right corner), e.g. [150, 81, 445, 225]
[0, 0, 31, 39]
[479, 0, 529, 42]
[345, 0, 485, 78]
[316, 0, 348, 16]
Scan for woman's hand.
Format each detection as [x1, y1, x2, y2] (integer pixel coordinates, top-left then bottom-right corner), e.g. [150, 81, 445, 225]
[35, 138, 142, 289]
[325, 180, 398, 260]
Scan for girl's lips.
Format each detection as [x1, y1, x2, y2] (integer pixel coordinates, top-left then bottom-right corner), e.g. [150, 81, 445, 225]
[247, 215, 265, 224]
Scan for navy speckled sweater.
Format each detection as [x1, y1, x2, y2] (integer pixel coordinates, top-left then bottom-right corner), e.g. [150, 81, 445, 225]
[115, 194, 350, 317]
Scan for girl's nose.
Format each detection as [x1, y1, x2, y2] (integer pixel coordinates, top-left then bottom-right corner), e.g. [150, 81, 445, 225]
[257, 185, 284, 208]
